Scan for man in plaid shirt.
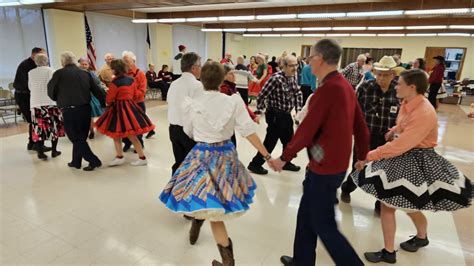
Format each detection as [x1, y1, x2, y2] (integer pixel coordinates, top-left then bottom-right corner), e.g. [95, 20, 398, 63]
[248, 55, 303, 175]
[342, 54, 366, 89]
[340, 55, 400, 213]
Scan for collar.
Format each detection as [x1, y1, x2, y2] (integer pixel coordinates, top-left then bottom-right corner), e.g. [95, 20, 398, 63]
[128, 66, 138, 74]
[181, 72, 197, 80]
[403, 94, 424, 112]
[320, 70, 339, 85]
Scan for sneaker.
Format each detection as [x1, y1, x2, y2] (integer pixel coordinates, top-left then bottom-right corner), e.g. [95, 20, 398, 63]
[282, 162, 301, 172]
[247, 164, 268, 175]
[364, 249, 396, 264]
[108, 157, 125, 167]
[400, 235, 429, 252]
[131, 158, 147, 166]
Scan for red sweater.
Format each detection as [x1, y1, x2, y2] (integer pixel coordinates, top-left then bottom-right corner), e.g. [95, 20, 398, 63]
[128, 67, 147, 103]
[106, 76, 138, 105]
[281, 71, 370, 175]
[428, 64, 445, 84]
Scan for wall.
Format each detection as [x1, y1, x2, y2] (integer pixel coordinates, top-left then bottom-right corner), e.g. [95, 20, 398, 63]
[206, 32, 222, 61]
[43, 9, 87, 69]
[226, 33, 246, 58]
[151, 24, 173, 68]
[242, 36, 474, 79]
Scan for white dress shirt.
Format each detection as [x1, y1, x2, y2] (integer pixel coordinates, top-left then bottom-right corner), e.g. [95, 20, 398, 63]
[182, 91, 256, 143]
[28, 66, 56, 108]
[167, 72, 204, 126]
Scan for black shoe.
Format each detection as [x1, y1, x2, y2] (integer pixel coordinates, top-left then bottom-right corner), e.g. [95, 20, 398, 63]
[42, 146, 52, 152]
[145, 130, 155, 139]
[37, 153, 48, 160]
[68, 162, 81, 169]
[183, 215, 193, 221]
[280, 255, 294, 266]
[364, 249, 396, 264]
[340, 191, 351, 203]
[400, 235, 429, 252]
[27, 142, 35, 151]
[123, 143, 131, 152]
[83, 162, 102, 171]
[51, 151, 62, 158]
[282, 162, 301, 172]
[89, 131, 95, 139]
[247, 164, 268, 175]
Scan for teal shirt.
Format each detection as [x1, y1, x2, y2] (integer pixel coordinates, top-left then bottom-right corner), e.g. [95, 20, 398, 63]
[300, 64, 317, 91]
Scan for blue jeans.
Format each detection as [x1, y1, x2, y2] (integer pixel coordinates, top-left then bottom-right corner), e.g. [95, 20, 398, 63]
[293, 170, 363, 266]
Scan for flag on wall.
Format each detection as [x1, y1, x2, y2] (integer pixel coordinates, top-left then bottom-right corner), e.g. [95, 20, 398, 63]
[146, 24, 152, 65]
[84, 16, 97, 71]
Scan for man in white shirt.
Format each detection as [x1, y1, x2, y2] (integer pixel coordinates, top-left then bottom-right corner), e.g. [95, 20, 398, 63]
[167, 52, 204, 175]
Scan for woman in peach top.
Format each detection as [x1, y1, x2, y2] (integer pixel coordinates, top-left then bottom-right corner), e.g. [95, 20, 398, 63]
[351, 69, 472, 264]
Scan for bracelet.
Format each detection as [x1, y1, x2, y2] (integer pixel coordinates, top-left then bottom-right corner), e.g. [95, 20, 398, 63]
[264, 154, 272, 161]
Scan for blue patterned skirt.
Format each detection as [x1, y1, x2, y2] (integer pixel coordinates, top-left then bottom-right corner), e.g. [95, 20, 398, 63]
[90, 94, 104, 117]
[159, 140, 257, 221]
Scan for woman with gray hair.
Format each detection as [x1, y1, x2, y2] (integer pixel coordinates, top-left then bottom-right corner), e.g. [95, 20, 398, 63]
[28, 53, 65, 160]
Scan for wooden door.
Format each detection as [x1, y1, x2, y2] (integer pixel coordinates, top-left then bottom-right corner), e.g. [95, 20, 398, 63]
[424, 47, 446, 72]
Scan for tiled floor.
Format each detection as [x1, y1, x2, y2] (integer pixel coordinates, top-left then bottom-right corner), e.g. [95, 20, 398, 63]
[1, 102, 473, 265]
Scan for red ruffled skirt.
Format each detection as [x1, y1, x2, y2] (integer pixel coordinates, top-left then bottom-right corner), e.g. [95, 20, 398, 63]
[95, 100, 155, 138]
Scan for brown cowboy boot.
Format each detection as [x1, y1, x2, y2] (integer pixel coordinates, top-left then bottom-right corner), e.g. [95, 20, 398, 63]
[212, 238, 235, 266]
[189, 219, 205, 245]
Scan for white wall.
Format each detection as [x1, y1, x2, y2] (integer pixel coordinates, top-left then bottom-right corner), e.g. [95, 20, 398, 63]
[172, 25, 207, 64]
[242, 36, 474, 79]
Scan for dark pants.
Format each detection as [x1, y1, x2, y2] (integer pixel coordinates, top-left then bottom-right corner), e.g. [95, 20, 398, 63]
[169, 124, 196, 175]
[237, 88, 249, 105]
[293, 170, 364, 266]
[149, 81, 169, 100]
[428, 83, 442, 109]
[300, 84, 313, 105]
[62, 105, 101, 167]
[14, 92, 33, 144]
[249, 109, 294, 167]
[341, 133, 386, 194]
[123, 101, 146, 148]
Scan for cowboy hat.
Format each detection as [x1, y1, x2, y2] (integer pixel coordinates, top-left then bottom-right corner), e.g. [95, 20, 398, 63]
[373, 56, 397, 71]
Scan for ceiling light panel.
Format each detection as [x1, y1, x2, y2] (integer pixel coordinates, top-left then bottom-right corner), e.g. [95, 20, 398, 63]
[158, 18, 186, 23]
[246, 28, 272, 32]
[186, 17, 218, 22]
[405, 8, 470, 15]
[368, 26, 404, 30]
[332, 27, 366, 31]
[346, 10, 404, 17]
[218, 15, 255, 21]
[301, 27, 332, 31]
[298, 13, 346, 18]
[273, 27, 301, 31]
[256, 14, 297, 20]
[406, 25, 447, 29]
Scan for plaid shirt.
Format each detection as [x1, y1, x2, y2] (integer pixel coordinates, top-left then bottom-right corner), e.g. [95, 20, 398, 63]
[357, 79, 399, 135]
[342, 62, 363, 87]
[257, 71, 303, 113]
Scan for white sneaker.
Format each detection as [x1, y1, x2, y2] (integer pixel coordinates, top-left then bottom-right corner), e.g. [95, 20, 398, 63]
[131, 158, 147, 166]
[108, 157, 125, 167]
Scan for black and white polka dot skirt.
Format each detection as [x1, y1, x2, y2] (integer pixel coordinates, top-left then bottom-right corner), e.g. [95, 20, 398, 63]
[351, 148, 472, 212]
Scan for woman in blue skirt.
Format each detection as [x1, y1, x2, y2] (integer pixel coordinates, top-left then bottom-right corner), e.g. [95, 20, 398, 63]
[160, 61, 274, 266]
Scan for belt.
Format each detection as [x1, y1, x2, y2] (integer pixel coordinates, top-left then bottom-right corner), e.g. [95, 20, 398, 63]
[14, 91, 30, 95]
[267, 107, 291, 114]
[62, 104, 88, 110]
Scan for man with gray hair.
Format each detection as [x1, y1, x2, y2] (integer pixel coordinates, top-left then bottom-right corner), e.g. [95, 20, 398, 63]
[247, 55, 303, 175]
[273, 39, 369, 266]
[48, 51, 105, 171]
[342, 53, 367, 89]
[98, 53, 115, 86]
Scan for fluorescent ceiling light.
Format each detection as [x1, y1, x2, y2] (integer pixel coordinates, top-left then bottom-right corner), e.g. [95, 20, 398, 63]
[218, 15, 255, 21]
[273, 27, 301, 31]
[201, 28, 222, 32]
[347, 10, 404, 17]
[406, 33, 437, 37]
[303, 34, 326, 37]
[158, 18, 186, 23]
[438, 33, 471, 37]
[377, 34, 406, 37]
[301, 27, 331, 31]
[243, 34, 261, 37]
[406, 25, 447, 30]
[247, 28, 272, 32]
[132, 19, 158, 23]
[326, 33, 350, 37]
[223, 28, 246, 32]
[256, 14, 296, 20]
[332, 27, 366, 31]
[351, 33, 377, 37]
[186, 17, 218, 22]
[281, 34, 302, 37]
[368, 26, 404, 30]
[261, 34, 281, 37]
[405, 8, 470, 15]
[0, 1, 21, 5]
[449, 25, 474, 29]
[298, 12, 346, 18]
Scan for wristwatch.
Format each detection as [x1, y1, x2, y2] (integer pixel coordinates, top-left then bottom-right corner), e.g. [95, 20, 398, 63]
[264, 154, 272, 161]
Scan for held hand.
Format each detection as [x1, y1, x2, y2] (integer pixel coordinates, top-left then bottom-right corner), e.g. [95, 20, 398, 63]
[355, 160, 367, 171]
[269, 158, 285, 172]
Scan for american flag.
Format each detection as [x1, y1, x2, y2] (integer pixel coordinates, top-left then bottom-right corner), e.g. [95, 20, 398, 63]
[84, 16, 97, 71]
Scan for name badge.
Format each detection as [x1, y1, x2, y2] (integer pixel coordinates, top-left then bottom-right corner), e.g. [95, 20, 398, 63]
[390, 106, 398, 114]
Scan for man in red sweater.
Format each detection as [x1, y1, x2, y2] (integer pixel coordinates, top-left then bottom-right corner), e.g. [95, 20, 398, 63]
[273, 39, 370, 266]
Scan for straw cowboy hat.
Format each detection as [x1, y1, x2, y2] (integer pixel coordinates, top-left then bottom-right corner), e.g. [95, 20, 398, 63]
[373, 56, 397, 71]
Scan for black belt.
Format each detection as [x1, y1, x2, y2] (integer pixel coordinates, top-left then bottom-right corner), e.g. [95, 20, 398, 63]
[14, 91, 30, 95]
[267, 107, 291, 115]
[62, 104, 88, 110]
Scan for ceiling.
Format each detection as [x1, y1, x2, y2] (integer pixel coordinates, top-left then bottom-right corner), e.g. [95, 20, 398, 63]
[40, 0, 474, 35]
